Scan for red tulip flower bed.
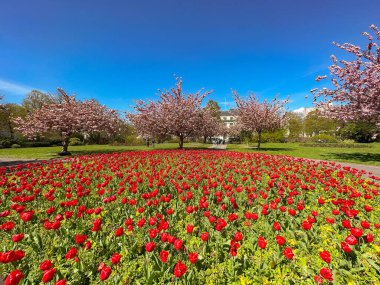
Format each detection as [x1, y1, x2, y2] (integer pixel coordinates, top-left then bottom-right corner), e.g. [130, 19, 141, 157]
[1, 150, 380, 284]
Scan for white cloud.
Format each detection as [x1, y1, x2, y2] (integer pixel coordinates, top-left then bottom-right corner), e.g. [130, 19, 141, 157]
[0, 78, 35, 96]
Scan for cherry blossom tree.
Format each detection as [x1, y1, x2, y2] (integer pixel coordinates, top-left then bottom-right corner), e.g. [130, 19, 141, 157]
[197, 108, 224, 143]
[14, 88, 121, 155]
[127, 78, 212, 149]
[311, 24, 380, 126]
[233, 91, 287, 149]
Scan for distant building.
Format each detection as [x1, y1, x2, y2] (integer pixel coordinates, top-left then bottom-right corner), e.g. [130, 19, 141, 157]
[220, 110, 237, 128]
[292, 107, 314, 118]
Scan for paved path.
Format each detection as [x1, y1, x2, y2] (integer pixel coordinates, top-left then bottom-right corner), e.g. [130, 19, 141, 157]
[0, 157, 41, 167]
[302, 158, 380, 178]
[208, 144, 227, 150]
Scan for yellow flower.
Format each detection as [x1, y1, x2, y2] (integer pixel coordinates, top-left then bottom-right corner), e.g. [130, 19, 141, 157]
[372, 244, 380, 252]
[239, 276, 252, 285]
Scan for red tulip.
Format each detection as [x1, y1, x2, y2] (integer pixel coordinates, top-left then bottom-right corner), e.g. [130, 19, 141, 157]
[364, 233, 374, 243]
[341, 241, 352, 253]
[350, 228, 363, 238]
[12, 233, 24, 242]
[75, 234, 87, 244]
[110, 252, 122, 264]
[65, 247, 77, 259]
[283, 247, 294, 260]
[301, 220, 312, 230]
[40, 260, 53, 271]
[320, 267, 333, 281]
[314, 275, 324, 284]
[186, 224, 194, 233]
[174, 239, 183, 250]
[273, 222, 281, 231]
[42, 268, 56, 283]
[200, 232, 209, 242]
[361, 221, 370, 229]
[234, 231, 243, 241]
[319, 250, 331, 263]
[92, 218, 102, 232]
[100, 266, 111, 281]
[342, 220, 351, 229]
[20, 211, 34, 222]
[258, 236, 267, 249]
[4, 269, 23, 285]
[145, 242, 156, 252]
[160, 250, 169, 263]
[276, 235, 286, 246]
[188, 252, 198, 264]
[1, 221, 15, 231]
[173, 260, 187, 278]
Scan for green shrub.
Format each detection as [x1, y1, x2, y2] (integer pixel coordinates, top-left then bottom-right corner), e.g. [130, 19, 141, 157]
[11, 144, 21, 148]
[338, 121, 378, 143]
[252, 130, 286, 143]
[22, 141, 52, 147]
[311, 134, 338, 143]
[125, 135, 145, 146]
[69, 137, 82, 146]
[165, 138, 180, 143]
[300, 143, 372, 148]
[0, 139, 12, 148]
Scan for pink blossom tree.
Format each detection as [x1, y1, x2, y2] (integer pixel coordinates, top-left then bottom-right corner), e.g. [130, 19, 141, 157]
[14, 88, 121, 155]
[233, 91, 287, 149]
[197, 108, 224, 143]
[311, 24, 380, 126]
[127, 78, 212, 149]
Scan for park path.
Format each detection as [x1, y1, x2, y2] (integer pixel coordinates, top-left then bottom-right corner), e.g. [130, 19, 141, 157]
[208, 144, 227, 150]
[0, 157, 41, 167]
[301, 158, 380, 178]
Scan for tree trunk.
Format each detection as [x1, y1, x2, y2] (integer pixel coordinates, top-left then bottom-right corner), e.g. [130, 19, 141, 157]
[257, 131, 262, 150]
[179, 135, 184, 149]
[203, 136, 207, 144]
[7, 120, 14, 140]
[59, 136, 71, 156]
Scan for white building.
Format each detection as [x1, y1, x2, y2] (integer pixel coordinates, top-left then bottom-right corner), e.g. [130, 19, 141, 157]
[292, 107, 314, 118]
[220, 110, 237, 128]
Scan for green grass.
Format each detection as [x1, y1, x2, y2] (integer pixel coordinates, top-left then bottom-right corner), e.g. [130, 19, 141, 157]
[1, 142, 380, 166]
[0, 143, 209, 160]
[227, 142, 380, 166]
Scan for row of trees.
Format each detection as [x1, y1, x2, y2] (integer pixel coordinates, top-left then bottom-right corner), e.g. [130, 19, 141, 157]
[2, 80, 288, 152]
[127, 79, 288, 150]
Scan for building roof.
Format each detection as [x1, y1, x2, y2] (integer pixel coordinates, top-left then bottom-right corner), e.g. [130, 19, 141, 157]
[220, 109, 237, 116]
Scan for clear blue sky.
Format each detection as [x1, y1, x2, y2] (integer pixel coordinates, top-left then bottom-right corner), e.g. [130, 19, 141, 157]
[0, 0, 379, 112]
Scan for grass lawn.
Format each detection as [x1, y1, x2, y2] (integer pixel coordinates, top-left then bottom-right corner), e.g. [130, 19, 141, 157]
[0, 143, 209, 160]
[227, 142, 380, 166]
[1, 142, 379, 166]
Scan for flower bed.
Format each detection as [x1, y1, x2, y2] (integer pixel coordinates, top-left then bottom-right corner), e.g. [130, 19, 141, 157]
[1, 150, 379, 284]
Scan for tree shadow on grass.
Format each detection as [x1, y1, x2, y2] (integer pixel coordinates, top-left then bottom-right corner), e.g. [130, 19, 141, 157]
[52, 145, 211, 156]
[0, 160, 40, 167]
[321, 152, 380, 163]
[238, 147, 295, 152]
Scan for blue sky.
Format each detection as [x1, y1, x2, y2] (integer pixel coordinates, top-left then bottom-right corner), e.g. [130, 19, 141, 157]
[0, 0, 379, 112]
